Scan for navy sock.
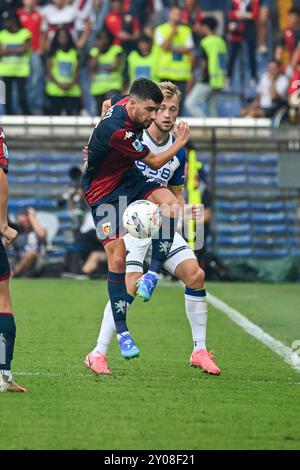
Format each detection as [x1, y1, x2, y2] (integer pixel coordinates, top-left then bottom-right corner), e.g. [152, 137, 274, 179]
[0, 313, 16, 371]
[126, 293, 135, 305]
[149, 215, 177, 274]
[107, 272, 128, 335]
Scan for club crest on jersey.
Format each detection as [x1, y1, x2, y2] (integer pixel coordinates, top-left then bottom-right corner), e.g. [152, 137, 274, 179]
[102, 222, 112, 235]
[125, 131, 134, 140]
[132, 139, 144, 152]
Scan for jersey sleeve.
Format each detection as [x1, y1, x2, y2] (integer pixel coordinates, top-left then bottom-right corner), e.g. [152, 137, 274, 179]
[168, 147, 186, 190]
[0, 128, 9, 173]
[109, 129, 150, 160]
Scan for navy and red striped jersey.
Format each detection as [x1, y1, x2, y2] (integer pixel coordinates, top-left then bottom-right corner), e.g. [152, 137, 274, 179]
[228, 0, 259, 42]
[0, 128, 9, 173]
[83, 97, 150, 205]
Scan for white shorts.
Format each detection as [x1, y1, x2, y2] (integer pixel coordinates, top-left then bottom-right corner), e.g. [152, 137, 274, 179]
[124, 232, 196, 276]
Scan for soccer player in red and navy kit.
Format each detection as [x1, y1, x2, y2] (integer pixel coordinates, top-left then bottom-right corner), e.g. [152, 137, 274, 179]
[82, 78, 190, 360]
[0, 129, 27, 392]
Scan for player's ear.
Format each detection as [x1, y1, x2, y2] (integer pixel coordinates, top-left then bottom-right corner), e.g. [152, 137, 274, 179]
[128, 97, 137, 108]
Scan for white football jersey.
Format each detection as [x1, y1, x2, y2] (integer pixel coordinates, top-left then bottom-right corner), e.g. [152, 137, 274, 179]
[134, 130, 186, 189]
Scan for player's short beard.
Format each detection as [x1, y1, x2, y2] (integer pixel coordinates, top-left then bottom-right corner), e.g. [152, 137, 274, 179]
[154, 120, 173, 134]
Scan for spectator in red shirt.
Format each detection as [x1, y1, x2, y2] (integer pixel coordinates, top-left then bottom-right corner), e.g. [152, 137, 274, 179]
[17, 0, 42, 52]
[104, 0, 140, 53]
[288, 44, 300, 124]
[181, 0, 204, 43]
[227, 0, 259, 84]
[17, 0, 44, 113]
[275, 7, 300, 68]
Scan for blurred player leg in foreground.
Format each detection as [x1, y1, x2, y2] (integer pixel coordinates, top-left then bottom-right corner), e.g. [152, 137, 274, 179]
[0, 129, 27, 392]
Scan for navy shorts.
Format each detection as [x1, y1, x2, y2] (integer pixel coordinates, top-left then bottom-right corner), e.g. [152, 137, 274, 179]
[91, 168, 162, 245]
[0, 238, 11, 281]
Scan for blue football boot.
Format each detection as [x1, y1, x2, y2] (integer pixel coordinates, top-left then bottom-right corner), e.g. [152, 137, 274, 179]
[118, 333, 140, 360]
[136, 272, 158, 302]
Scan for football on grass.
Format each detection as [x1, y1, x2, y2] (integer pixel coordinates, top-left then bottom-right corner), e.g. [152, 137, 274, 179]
[123, 200, 162, 239]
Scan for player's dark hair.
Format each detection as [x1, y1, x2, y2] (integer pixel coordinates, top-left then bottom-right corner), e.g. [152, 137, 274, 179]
[129, 78, 163, 104]
[201, 16, 218, 32]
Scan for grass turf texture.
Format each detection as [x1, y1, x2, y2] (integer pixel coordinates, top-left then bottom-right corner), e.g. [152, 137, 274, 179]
[1, 279, 300, 450]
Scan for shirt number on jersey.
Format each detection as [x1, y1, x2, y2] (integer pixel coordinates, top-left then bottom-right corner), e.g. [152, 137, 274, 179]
[136, 161, 171, 180]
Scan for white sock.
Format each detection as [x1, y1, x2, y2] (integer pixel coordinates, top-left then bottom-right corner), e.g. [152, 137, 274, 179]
[93, 301, 116, 355]
[0, 369, 12, 380]
[93, 302, 132, 355]
[185, 293, 207, 351]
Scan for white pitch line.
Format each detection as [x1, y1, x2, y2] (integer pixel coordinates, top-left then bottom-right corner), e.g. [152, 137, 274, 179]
[207, 292, 300, 373]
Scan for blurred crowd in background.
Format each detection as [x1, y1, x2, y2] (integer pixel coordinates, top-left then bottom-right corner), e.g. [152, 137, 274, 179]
[0, 0, 300, 120]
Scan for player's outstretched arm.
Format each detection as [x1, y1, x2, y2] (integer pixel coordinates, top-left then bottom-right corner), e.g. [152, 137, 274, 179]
[143, 122, 190, 170]
[0, 169, 18, 246]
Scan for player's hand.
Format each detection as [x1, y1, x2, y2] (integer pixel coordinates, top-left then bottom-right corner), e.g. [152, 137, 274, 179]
[192, 204, 203, 221]
[1, 224, 18, 247]
[175, 121, 191, 145]
[102, 99, 112, 117]
[27, 207, 36, 220]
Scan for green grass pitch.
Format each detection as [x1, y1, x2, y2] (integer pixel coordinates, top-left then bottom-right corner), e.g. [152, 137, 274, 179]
[1, 279, 300, 450]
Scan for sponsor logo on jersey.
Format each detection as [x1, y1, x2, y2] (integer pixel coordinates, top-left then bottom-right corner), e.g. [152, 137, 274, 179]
[102, 222, 112, 235]
[132, 139, 144, 152]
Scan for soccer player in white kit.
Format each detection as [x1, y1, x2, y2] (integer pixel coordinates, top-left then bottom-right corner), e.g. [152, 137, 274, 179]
[84, 82, 221, 376]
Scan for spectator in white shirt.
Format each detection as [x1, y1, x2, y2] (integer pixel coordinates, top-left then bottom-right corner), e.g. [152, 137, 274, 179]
[40, 0, 91, 51]
[240, 60, 289, 118]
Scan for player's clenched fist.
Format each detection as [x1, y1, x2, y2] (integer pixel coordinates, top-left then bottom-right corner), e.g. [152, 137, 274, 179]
[1, 224, 18, 247]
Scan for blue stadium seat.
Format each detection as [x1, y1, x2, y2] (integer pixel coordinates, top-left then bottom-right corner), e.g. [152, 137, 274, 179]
[216, 175, 247, 186]
[217, 223, 251, 235]
[216, 212, 250, 223]
[8, 175, 37, 184]
[216, 248, 253, 259]
[253, 224, 287, 235]
[216, 165, 246, 176]
[8, 198, 38, 210]
[250, 201, 285, 211]
[254, 249, 290, 258]
[217, 153, 245, 164]
[39, 163, 73, 174]
[38, 153, 82, 164]
[57, 210, 72, 221]
[9, 163, 37, 175]
[253, 239, 287, 247]
[248, 175, 277, 186]
[217, 234, 252, 246]
[248, 165, 277, 176]
[39, 176, 70, 184]
[216, 200, 249, 211]
[248, 154, 278, 165]
[217, 96, 242, 118]
[251, 212, 286, 223]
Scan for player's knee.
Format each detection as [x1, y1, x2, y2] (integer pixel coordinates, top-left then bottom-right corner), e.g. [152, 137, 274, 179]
[109, 255, 126, 273]
[188, 267, 205, 289]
